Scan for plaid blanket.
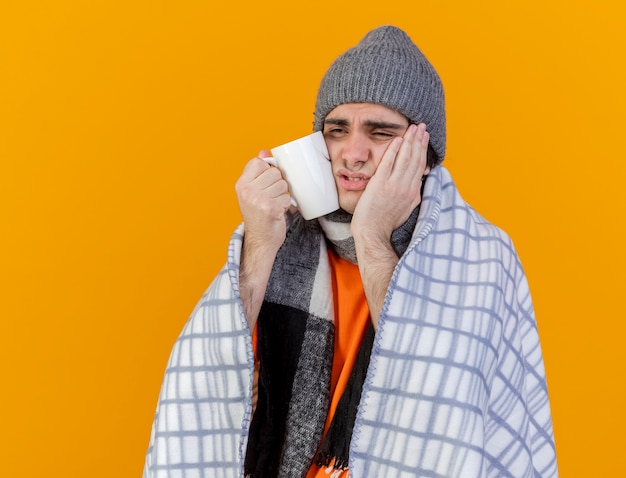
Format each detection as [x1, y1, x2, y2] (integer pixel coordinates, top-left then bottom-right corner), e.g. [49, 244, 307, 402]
[143, 165, 558, 477]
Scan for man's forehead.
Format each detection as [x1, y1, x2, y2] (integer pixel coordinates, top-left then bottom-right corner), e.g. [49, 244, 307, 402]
[324, 103, 408, 124]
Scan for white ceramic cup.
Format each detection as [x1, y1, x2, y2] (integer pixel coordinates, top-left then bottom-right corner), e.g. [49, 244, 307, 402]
[265, 131, 339, 220]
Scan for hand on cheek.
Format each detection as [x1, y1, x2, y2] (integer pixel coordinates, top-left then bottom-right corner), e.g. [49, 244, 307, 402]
[351, 123, 430, 241]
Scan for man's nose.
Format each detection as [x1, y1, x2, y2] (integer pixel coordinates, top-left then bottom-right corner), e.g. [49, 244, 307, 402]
[342, 133, 370, 166]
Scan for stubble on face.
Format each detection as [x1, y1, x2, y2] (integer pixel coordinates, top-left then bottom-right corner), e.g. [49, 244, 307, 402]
[322, 103, 409, 214]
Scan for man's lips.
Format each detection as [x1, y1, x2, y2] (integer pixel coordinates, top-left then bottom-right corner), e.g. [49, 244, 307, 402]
[337, 170, 370, 191]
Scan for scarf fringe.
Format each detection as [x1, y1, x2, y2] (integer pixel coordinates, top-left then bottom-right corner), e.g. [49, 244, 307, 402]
[315, 452, 349, 471]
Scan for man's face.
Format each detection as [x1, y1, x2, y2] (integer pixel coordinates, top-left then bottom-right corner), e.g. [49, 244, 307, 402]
[322, 103, 410, 215]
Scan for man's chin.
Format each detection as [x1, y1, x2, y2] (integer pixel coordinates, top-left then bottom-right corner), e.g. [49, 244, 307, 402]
[338, 195, 359, 215]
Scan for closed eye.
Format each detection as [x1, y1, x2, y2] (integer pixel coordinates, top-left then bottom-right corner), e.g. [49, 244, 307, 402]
[323, 126, 348, 138]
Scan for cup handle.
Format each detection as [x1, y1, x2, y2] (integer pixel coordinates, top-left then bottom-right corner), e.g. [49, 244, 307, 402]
[261, 157, 298, 207]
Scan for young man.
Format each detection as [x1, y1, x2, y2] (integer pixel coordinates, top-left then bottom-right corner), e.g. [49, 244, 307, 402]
[143, 26, 557, 477]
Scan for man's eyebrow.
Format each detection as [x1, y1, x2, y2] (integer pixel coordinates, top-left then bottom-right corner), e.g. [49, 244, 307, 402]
[363, 120, 407, 129]
[323, 118, 349, 127]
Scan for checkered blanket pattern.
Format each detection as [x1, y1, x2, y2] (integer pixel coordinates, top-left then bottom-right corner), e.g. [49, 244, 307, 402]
[143, 166, 557, 477]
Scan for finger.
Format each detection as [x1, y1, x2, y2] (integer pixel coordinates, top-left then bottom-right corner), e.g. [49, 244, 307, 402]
[397, 125, 429, 197]
[397, 124, 420, 170]
[418, 129, 430, 176]
[242, 156, 272, 178]
[388, 124, 421, 177]
[376, 136, 404, 179]
[237, 162, 284, 204]
[263, 177, 290, 199]
[401, 124, 429, 178]
[253, 166, 285, 190]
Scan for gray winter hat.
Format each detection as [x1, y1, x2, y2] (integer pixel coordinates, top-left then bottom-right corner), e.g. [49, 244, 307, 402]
[313, 25, 446, 164]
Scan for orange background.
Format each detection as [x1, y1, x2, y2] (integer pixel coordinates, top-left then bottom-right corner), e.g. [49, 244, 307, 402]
[1, 1, 624, 476]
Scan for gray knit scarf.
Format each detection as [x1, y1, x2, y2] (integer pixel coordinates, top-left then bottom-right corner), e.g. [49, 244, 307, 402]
[244, 206, 420, 478]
